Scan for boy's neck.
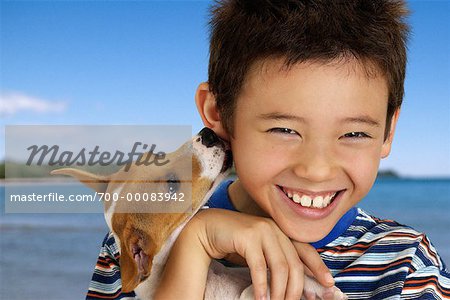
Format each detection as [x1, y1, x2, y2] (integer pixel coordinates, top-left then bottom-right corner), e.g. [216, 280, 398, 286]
[228, 179, 269, 217]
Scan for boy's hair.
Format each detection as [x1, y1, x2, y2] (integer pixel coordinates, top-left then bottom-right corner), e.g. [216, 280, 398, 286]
[208, 0, 410, 139]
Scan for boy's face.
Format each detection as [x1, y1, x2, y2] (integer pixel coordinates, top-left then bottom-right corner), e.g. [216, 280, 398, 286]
[230, 58, 398, 243]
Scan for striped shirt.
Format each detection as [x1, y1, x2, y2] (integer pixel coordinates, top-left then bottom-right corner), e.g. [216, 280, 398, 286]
[86, 181, 450, 299]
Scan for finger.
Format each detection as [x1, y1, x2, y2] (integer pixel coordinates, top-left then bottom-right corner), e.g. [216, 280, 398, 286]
[303, 264, 314, 278]
[276, 236, 304, 300]
[223, 253, 248, 266]
[245, 247, 269, 300]
[292, 242, 335, 287]
[262, 234, 289, 300]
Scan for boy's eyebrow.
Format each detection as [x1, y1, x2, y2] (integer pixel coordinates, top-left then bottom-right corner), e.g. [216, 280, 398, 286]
[257, 113, 381, 127]
[257, 112, 306, 122]
[341, 116, 381, 127]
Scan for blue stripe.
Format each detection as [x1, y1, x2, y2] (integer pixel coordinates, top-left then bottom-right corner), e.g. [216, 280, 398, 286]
[206, 179, 237, 211]
[311, 207, 358, 249]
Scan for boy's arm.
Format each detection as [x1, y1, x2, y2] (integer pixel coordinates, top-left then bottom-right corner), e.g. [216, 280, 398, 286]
[402, 266, 450, 299]
[153, 214, 212, 299]
[155, 208, 335, 300]
[401, 235, 450, 299]
[86, 232, 136, 300]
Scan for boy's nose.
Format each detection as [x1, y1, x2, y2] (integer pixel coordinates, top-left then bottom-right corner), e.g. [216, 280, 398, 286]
[293, 148, 336, 182]
[198, 127, 220, 148]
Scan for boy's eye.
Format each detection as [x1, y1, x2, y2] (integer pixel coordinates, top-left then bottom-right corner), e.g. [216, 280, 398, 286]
[341, 132, 371, 139]
[267, 127, 299, 135]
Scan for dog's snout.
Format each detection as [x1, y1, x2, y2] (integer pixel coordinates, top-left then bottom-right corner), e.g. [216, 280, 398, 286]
[199, 127, 220, 148]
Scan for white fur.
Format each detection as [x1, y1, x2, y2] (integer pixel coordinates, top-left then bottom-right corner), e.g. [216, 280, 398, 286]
[134, 225, 184, 298]
[105, 185, 123, 253]
[238, 275, 348, 300]
[192, 138, 227, 180]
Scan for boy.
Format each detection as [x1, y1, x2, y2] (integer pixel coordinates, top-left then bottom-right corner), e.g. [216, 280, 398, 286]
[88, 0, 450, 299]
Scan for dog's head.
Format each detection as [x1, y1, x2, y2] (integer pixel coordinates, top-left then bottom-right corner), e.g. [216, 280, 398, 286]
[52, 128, 232, 293]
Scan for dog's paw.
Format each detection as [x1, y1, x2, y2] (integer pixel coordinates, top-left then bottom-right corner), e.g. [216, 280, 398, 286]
[302, 286, 347, 299]
[240, 284, 347, 300]
[329, 286, 348, 300]
[302, 275, 348, 300]
[238, 285, 259, 300]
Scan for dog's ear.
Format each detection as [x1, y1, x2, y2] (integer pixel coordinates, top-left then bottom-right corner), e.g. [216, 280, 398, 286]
[51, 168, 109, 193]
[120, 241, 152, 292]
[119, 224, 156, 292]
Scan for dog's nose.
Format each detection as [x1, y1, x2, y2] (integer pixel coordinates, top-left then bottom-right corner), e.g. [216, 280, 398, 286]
[199, 127, 220, 148]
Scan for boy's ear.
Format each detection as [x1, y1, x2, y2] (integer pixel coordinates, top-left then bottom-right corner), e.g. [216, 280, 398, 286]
[381, 109, 401, 159]
[195, 82, 229, 141]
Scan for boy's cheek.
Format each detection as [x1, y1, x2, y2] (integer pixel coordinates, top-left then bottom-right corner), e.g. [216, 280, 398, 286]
[234, 152, 280, 180]
[351, 161, 379, 195]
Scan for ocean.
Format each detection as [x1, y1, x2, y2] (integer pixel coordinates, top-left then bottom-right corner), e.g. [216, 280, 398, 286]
[1, 178, 449, 299]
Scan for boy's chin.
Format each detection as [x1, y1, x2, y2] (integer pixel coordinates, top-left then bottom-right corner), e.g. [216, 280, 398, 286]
[291, 229, 331, 244]
[275, 217, 335, 244]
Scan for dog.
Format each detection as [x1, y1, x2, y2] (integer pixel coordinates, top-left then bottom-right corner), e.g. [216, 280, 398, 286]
[52, 127, 347, 299]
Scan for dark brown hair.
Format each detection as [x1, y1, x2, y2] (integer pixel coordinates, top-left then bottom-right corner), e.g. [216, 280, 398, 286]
[208, 0, 410, 138]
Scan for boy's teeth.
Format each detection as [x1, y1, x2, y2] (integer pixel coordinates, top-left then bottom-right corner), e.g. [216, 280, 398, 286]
[312, 196, 323, 208]
[300, 195, 312, 207]
[283, 189, 338, 209]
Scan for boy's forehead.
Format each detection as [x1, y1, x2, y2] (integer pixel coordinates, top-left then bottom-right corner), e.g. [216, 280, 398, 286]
[236, 56, 390, 122]
[242, 56, 386, 92]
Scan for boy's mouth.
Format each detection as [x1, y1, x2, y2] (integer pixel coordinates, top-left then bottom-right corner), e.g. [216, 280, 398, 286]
[278, 185, 343, 209]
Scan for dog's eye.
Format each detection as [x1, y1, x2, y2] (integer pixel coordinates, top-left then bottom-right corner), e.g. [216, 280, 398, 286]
[167, 173, 180, 194]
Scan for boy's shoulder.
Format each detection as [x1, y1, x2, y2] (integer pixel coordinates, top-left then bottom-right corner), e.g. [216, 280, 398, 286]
[319, 208, 450, 299]
[324, 208, 444, 267]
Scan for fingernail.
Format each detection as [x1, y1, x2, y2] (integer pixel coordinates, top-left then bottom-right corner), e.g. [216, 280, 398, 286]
[260, 296, 266, 300]
[325, 273, 335, 285]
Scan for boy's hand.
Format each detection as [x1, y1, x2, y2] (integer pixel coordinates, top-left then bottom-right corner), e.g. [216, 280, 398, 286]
[195, 208, 335, 300]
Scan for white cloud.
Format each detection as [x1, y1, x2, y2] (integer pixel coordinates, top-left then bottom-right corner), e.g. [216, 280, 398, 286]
[0, 91, 67, 116]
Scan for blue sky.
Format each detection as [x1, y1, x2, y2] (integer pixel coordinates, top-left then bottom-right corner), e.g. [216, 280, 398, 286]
[1, 0, 449, 177]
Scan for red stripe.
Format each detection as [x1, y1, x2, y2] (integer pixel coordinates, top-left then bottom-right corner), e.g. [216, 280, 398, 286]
[404, 276, 450, 296]
[86, 289, 122, 299]
[339, 257, 412, 273]
[319, 232, 424, 254]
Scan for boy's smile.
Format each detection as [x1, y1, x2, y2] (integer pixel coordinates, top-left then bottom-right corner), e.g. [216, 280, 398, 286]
[229, 58, 399, 243]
